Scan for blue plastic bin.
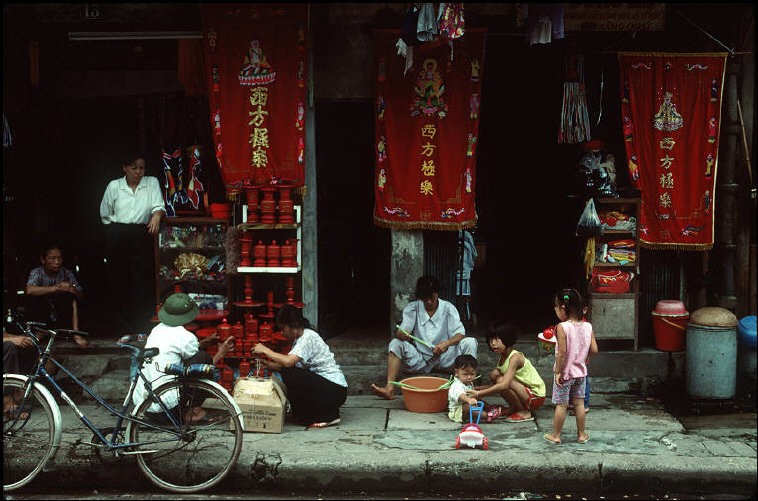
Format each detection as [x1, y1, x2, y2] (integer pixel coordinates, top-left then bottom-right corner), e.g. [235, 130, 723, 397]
[738, 315, 756, 379]
[686, 307, 738, 400]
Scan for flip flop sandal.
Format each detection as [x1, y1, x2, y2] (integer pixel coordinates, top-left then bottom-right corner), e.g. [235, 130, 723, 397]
[577, 434, 590, 444]
[486, 405, 504, 422]
[505, 413, 534, 422]
[307, 418, 341, 429]
[543, 433, 561, 445]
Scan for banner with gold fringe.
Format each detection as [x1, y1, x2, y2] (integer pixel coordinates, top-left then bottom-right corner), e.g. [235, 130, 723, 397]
[618, 52, 727, 250]
[373, 29, 486, 231]
[201, 4, 308, 188]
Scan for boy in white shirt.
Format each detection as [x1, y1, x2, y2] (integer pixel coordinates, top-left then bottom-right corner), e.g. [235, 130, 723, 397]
[448, 354, 505, 423]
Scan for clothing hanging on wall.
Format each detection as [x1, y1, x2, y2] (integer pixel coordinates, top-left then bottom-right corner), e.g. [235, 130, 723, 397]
[416, 3, 438, 42]
[456, 230, 477, 297]
[525, 3, 565, 46]
[3, 112, 12, 148]
[558, 53, 592, 144]
[438, 3, 465, 40]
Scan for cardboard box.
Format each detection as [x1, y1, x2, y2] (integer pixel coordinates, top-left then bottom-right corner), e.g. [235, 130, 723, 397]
[232, 377, 286, 433]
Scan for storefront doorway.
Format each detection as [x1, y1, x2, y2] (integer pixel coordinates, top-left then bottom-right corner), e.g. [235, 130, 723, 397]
[315, 100, 390, 338]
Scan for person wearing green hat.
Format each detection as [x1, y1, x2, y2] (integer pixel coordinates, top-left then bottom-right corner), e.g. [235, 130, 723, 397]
[132, 292, 234, 422]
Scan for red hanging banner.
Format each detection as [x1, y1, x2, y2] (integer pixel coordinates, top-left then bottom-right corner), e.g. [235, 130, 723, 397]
[201, 4, 308, 190]
[618, 52, 727, 250]
[373, 29, 486, 231]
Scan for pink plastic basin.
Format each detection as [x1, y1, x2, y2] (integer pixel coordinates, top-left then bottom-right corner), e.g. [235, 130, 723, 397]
[654, 300, 687, 316]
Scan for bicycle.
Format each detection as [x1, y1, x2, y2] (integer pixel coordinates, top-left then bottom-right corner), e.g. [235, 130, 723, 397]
[3, 319, 244, 493]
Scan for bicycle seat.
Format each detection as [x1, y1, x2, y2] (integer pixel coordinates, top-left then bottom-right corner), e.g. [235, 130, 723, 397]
[117, 336, 160, 360]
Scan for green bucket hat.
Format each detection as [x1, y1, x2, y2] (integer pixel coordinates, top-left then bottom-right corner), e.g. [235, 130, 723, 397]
[158, 293, 199, 327]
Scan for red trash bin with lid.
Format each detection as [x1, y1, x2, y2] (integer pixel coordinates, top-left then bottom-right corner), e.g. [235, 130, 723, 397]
[652, 300, 689, 352]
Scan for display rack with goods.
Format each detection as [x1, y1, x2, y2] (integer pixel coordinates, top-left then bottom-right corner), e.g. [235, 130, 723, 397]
[154, 217, 230, 322]
[587, 197, 640, 350]
[225, 187, 303, 375]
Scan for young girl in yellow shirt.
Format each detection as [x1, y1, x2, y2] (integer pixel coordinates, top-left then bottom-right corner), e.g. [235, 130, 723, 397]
[468, 323, 546, 422]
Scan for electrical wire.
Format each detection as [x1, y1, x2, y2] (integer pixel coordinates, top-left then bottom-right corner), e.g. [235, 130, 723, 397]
[673, 10, 735, 56]
[595, 62, 604, 127]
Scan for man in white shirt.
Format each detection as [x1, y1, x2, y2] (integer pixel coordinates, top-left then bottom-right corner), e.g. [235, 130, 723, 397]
[371, 275, 478, 400]
[99, 152, 165, 335]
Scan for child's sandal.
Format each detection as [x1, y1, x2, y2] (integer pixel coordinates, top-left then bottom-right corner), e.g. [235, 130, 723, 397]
[486, 404, 505, 422]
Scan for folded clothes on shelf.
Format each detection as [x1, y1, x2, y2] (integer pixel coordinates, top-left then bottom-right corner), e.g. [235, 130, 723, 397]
[595, 239, 636, 265]
[599, 211, 637, 233]
[591, 269, 635, 293]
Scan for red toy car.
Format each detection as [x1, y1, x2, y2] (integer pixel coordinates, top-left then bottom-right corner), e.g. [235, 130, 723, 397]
[455, 401, 489, 450]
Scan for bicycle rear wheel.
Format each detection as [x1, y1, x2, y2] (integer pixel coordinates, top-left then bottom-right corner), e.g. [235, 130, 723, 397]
[3, 376, 57, 491]
[129, 378, 243, 493]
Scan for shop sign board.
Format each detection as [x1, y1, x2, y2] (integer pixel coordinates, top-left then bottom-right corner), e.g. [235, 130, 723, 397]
[565, 3, 666, 32]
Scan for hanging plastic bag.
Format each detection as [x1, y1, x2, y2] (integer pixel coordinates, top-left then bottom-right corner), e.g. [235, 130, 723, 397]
[576, 198, 603, 237]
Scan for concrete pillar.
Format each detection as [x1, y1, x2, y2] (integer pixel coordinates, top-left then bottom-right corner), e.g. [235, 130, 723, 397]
[389, 229, 424, 334]
[302, 13, 318, 324]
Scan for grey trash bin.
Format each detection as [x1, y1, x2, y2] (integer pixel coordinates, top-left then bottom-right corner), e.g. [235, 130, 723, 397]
[686, 307, 738, 399]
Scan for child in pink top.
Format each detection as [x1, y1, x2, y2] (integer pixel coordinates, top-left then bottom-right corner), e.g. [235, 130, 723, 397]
[544, 288, 598, 445]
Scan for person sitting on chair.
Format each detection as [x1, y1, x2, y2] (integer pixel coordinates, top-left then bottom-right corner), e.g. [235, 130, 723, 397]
[24, 243, 87, 347]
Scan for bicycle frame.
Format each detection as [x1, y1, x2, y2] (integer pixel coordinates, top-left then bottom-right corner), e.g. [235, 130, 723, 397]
[8, 323, 189, 456]
[6, 320, 246, 494]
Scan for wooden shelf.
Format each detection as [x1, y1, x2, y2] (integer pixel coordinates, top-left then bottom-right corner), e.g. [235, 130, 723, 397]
[232, 205, 303, 319]
[155, 217, 231, 310]
[590, 292, 638, 299]
[600, 229, 635, 235]
[592, 262, 637, 268]
[595, 197, 639, 204]
[195, 310, 229, 322]
[588, 197, 641, 351]
[237, 266, 301, 273]
[164, 217, 228, 224]
[238, 223, 299, 230]
[159, 246, 225, 251]
[158, 277, 227, 283]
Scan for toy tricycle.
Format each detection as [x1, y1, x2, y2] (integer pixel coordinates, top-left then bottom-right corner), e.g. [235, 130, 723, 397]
[455, 401, 489, 450]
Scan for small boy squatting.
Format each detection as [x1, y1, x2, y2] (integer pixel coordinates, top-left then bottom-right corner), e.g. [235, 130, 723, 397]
[447, 354, 504, 423]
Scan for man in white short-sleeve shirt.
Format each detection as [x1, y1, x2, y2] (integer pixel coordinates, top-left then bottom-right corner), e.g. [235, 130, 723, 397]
[371, 275, 478, 400]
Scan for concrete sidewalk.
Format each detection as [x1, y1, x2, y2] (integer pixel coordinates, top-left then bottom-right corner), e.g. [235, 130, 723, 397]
[25, 393, 758, 497]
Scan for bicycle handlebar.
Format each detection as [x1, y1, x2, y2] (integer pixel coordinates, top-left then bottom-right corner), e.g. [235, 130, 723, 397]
[28, 324, 89, 339]
[117, 333, 147, 345]
[55, 328, 89, 338]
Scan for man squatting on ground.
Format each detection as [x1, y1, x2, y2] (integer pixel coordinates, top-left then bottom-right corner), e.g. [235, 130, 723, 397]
[371, 275, 478, 399]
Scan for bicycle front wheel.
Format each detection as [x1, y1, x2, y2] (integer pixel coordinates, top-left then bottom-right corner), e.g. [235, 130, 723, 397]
[129, 378, 243, 493]
[3, 376, 57, 491]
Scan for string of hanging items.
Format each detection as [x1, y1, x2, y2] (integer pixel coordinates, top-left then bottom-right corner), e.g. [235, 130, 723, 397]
[558, 53, 592, 144]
